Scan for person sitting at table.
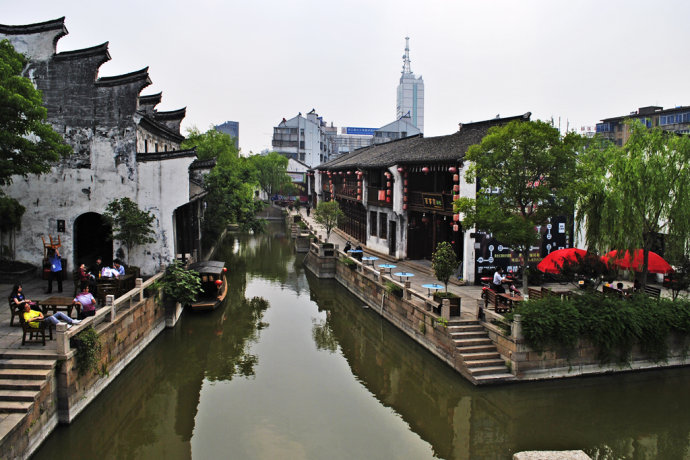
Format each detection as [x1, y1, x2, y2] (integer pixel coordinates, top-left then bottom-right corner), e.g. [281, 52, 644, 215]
[113, 259, 125, 277]
[9, 283, 37, 309]
[23, 303, 81, 329]
[344, 240, 352, 253]
[492, 267, 507, 293]
[354, 245, 363, 262]
[74, 282, 98, 319]
[91, 257, 104, 278]
[100, 266, 119, 278]
[78, 263, 99, 294]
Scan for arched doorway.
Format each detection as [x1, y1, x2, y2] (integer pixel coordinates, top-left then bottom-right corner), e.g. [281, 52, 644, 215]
[74, 213, 112, 268]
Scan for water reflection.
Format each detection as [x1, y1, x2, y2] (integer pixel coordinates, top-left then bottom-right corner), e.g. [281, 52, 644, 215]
[33, 224, 690, 460]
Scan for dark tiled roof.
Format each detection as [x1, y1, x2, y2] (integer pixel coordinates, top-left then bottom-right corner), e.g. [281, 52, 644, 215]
[54, 42, 110, 62]
[136, 148, 197, 162]
[96, 67, 151, 87]
[319, 113, 531, 170]
[138, 114, 185, 143]
[139, 92, 162, 106]
[190, 158, 216, 170]
[0, 17, 66, 34]
[153, 108, 186, 121]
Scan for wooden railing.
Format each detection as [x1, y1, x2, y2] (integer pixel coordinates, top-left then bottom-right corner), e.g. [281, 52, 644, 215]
[56, 272, 164, 358]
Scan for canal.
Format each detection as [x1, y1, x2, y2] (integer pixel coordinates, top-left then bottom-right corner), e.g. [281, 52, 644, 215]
[34, 224, 690, 459]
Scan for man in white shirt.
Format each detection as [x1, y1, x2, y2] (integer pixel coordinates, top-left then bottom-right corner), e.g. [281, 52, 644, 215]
[492, 267, 506, 293]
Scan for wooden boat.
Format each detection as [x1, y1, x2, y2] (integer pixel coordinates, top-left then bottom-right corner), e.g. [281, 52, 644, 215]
[188, 261, 228, 311]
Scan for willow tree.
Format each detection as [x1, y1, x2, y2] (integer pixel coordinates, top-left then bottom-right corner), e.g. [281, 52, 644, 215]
[455, 120, 581, 290]
[575, 120, 690, 289]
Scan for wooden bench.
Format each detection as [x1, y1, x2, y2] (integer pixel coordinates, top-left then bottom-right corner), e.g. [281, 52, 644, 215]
[485, 289, 511, 314]
[643, 285, 661, 300]
[528, 288, 543, 300]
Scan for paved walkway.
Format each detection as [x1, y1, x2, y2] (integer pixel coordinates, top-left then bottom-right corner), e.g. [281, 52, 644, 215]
[0, 275, 63, 350]
[295, 208, 485, 318]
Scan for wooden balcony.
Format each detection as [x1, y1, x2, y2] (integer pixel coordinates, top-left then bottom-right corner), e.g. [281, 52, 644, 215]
[367, 186, 393, 208]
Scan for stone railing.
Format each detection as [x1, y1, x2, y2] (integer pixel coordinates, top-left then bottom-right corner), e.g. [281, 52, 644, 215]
[56, 272, 164, 358]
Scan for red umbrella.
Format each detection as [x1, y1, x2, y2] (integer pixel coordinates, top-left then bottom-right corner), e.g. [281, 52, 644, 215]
[602, 249, 673, 274]
[537, 248, 589, 274]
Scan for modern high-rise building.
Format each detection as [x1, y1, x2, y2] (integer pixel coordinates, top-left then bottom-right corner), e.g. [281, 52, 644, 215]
[215, 120, 239, 149]
[272, 109, 333, 167]
[396, 37, 424, 133]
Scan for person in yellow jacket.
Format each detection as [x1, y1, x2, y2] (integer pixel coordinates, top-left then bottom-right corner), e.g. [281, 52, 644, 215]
[23, 303, 81, 328]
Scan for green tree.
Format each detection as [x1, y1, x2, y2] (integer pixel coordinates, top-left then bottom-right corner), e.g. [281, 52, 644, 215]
[249, 152, 295, 197]
[575, 120, 690, 290]
[182, 127, 263, 245]
[104, 198, 156, 264]
[431, 241, 458, 293]
[313, 200, 344, 242]
[182, 127, 237, 161]
[455, 120, 581, 289]
[0, 39, 71, 186]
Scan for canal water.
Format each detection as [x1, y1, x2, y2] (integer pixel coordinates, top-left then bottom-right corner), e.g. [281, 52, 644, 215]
[34, 224, 690, 459]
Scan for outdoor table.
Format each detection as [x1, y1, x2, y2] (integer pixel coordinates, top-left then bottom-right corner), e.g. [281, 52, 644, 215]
[361, 256, 379, 266]
[347, 249, 363, 253]
[497, 292, 525, 311]
[378, 263, 396, 275]
[394, 272, 415, 282]
[421, 283, 444, 297]
[39, 296, 80, 318]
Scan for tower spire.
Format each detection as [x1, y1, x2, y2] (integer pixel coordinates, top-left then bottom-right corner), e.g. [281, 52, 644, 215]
[402, 36, 412, 75]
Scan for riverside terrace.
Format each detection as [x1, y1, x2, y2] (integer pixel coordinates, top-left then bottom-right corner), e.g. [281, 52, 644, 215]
[0, 272, 165, 458]
[294, 206, 687, 385]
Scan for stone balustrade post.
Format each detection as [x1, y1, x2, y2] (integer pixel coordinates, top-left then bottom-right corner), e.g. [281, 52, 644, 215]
[441, 298, 451, 320]
[107, 295, 116, 321]
[512, 314, 523, 340]
[56, 323, 69, 357]
[404, 281, 411, 300]
[136, 278, 143, 303]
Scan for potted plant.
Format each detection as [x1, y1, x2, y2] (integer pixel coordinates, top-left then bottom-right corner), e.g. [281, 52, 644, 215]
[159, 261, 202, 307]
[431, 241, 461, 316]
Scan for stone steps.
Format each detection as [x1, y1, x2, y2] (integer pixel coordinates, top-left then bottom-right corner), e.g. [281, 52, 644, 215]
[0, 350, 58, 361]
[464, 358, 506, 369]
[460, 351, 501, 361]
[0, 390, 37, 402]
[474, 373, 516, 383]
[0, 368, 51, 381]
[469, 365, 511, 377]
[0, 379, 45, 391]
[454, 337, 494, 348]
[0, 359, 54, 370]
[0, 401, 33, 414]
[448, 321, 516, 384]
[450, 331, 487, 340]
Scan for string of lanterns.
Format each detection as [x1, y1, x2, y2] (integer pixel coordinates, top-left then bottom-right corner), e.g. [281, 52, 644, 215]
[449, 165, 460, 232]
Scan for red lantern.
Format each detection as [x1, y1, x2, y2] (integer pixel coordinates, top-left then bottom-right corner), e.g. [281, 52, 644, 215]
[453, 174, 459, 182]
[403, 187, 408, 194]
[357, 195, 362, 201]
[403, 195, 408, 202]
[378, 190, 386, 201]
[386, 181, 391, 188]
[449, 166, 457, 173]
[453, 214, 460, 222]
[223, 267, 227, 272]
[453, 224, 459, 232]
[347, 171, 351, 175]
[403, 179, 408, 186]
[422, 215, 429, 223]
[453, 194, 459, 201]
[386, 197, 391, 203]
[403, 204, 408, 210]
[386, 189, 391, 196]
[215, 279, 223, 287]
[453, 184, 460, 192]
[357, 188, 361, 194]
[422, 167, 430, 174]
[397, 167, 404, 173]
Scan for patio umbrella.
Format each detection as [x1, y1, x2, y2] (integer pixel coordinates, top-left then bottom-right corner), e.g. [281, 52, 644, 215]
[602, 249, 673, 274]
[537, 248, 589, 274]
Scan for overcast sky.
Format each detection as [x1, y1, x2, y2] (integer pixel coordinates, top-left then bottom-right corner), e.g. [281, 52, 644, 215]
[4, 1, 690, 154]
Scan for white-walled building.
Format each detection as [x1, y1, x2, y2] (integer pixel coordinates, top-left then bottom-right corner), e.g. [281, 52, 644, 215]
[272, 109, 333, 168]
[0, 18, 201, 274]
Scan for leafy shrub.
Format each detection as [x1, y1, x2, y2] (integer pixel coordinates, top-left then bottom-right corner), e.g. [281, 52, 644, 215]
[74, 327, 103, 376]
[516, 293, 690, 364]
[339, 257, 357, 269]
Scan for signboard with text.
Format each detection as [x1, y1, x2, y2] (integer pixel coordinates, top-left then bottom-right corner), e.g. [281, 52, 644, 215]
[345, 127, 378, 136]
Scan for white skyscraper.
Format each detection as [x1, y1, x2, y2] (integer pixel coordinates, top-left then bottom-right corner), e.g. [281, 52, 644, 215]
[396, 37, 424, 133]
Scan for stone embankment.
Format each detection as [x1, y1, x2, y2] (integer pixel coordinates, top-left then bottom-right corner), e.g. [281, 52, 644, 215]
[0, 274, 166, 459]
